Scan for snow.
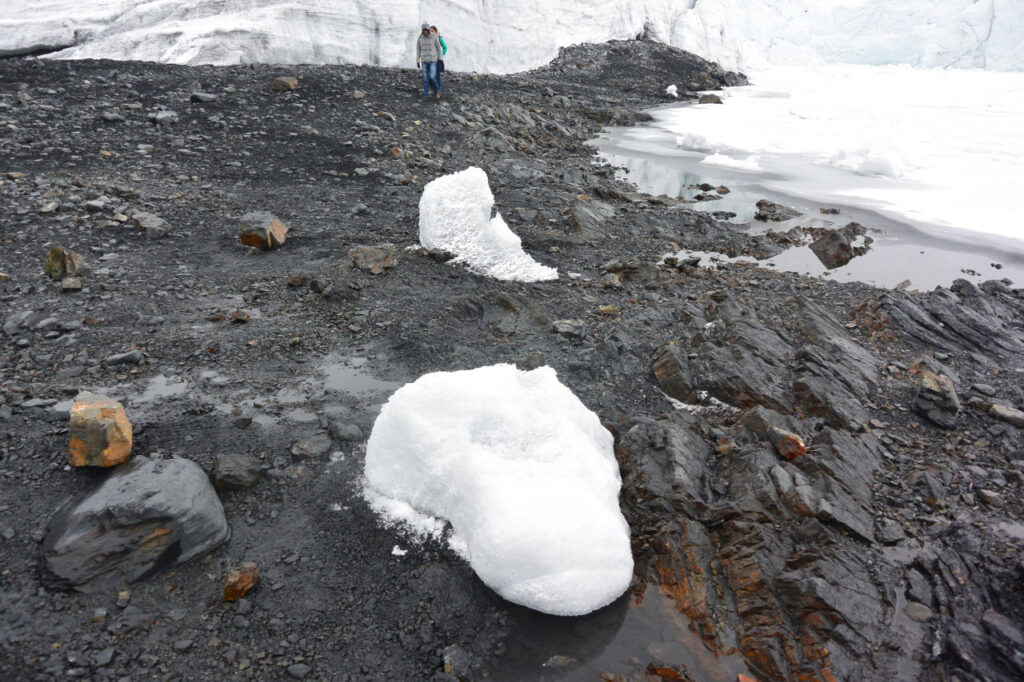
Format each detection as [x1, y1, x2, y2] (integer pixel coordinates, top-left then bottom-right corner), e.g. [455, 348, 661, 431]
[660, 64, 1024, 245]
[700, 152, 762, 172]
[665, 84, 678, 98]
[418, 167, 557, 282]
[363, 364, 633, 616]
[2, 1, 1022, 72]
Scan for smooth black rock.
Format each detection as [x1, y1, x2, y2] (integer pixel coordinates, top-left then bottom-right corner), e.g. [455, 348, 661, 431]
[42, 457, 230, 592]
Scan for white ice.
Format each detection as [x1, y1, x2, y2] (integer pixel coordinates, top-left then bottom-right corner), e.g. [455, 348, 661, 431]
[700, 152, 762, 172]
[418, 167, 557, 282]
[3, 1, 1021, 72]
[665, 84, 678, 98]
[363, 364, 633, 616]
[662, 65, 1024, 245]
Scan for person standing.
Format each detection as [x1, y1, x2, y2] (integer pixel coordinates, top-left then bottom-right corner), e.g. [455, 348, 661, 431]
[415, 23, 443, 100]
[430, 26, 447, 97]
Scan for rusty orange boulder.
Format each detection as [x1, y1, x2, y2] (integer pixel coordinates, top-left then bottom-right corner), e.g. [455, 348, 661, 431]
[238, 211, 289, 250]
[272, 76, 298, 91]
[68, 392, 133, 467]
[222, 562, 260, 602]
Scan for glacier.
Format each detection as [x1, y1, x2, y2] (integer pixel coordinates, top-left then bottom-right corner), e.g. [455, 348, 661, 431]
[2, 0, 1022, 72]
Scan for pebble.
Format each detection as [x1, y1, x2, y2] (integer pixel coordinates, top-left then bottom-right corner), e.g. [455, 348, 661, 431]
[287, 663, 311, 679]
[905, 602, 934, 622]
[978, 489, 1004, 507]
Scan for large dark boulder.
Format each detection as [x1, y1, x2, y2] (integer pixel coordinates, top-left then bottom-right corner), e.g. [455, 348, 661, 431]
[42, 457, 230, 592]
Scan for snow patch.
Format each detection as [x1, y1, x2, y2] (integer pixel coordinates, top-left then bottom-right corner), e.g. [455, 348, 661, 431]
[665, 84, 678, 97]
[418, 167, 557, 283]
[363, 364, 633, 616]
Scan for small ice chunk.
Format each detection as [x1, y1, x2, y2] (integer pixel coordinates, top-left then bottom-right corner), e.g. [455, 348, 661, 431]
[364, 364, 633, 616]
[700, 152, 762, 171]
[391, 545, 408, 557]
[675, 132, 717, 153]
[666, 84, 678, 97]
[418, 167, 557, 282]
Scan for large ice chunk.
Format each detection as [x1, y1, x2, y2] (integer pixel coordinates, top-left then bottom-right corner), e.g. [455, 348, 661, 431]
[364, 364, 633, 616]
[418, 167, 557, 282]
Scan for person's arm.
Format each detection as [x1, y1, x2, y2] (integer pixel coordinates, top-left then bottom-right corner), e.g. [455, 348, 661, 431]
[417, 38, 422, 66]
[440, 37, 447, 56]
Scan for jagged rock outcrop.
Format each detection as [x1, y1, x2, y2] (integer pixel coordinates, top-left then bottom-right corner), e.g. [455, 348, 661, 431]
[653, 295, 877, 428]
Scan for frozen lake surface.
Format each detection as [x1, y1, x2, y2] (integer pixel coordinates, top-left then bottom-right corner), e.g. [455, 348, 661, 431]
[595, 64, 1024, 290]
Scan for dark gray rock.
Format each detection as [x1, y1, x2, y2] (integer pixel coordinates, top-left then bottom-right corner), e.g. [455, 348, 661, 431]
[453, 293, 551, 335]
[870, 280, 1024, 358]
[328, 421, 363, 442]
[286, 663, 311, 679]
[104, 349, 144, 366]
[754, 199, 800, 222]
[982, 611, 1024, 676]
[290, 435, 332, 460]
[616, 411, 711, 517]
[570, 197, 615, 241]
[213, 453, 262, 491]
[42, 457, 230, 592]
[808, 222, 872, 269]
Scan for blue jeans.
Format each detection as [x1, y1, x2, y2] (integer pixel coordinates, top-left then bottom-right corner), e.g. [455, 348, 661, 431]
[421, 61, 439, 97]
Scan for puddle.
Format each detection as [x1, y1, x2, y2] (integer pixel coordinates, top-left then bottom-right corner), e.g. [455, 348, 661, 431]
[593, 124, 1024, 290]
[275, 387, 307, 405]
[996, 521, 1024, 542]
[200, 370, 231, 386]
[490, 588, 750, 681]
[322, 356, 401, 396]
[284, 408, 318, 423]
[214, 401, 277, 428]
[137, 375, 189, 403]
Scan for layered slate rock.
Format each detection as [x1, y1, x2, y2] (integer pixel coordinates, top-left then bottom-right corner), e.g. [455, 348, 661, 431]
[67, 392, 133, 468]
[43, 457, 230, 592]
[862, 279, 1024, 357]
[914, 370, 960, 429]
[653, 294, 877, 428]
[618, 405, 892, 682]
[570, 196, 616, 241]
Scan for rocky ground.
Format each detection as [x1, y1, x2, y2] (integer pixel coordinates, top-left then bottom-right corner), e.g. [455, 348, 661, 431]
[1, 39, 1023, 682]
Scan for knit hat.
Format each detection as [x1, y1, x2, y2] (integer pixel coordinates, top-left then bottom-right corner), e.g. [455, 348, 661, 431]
[421, 23, 430, 30]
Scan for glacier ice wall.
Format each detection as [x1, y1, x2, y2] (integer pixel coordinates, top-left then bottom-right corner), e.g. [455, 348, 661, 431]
[1, 0, 1021, 72]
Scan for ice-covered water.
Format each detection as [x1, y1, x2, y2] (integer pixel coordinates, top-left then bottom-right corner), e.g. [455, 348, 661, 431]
[596, 64, 1024, 289]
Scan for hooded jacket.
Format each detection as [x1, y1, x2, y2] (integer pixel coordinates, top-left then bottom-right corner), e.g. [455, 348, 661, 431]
[416, 33, 443, 63]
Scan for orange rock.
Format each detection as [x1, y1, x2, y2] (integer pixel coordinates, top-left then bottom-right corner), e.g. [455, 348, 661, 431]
[769, 427, 806, 460]
[44, 245, 91, 280]
[67, 392, 133, 467]
[222, 562, 260, 602]
[738, 675, 758, 682]
[238, 211, 288, 250]
[272, 76, 298, 91]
